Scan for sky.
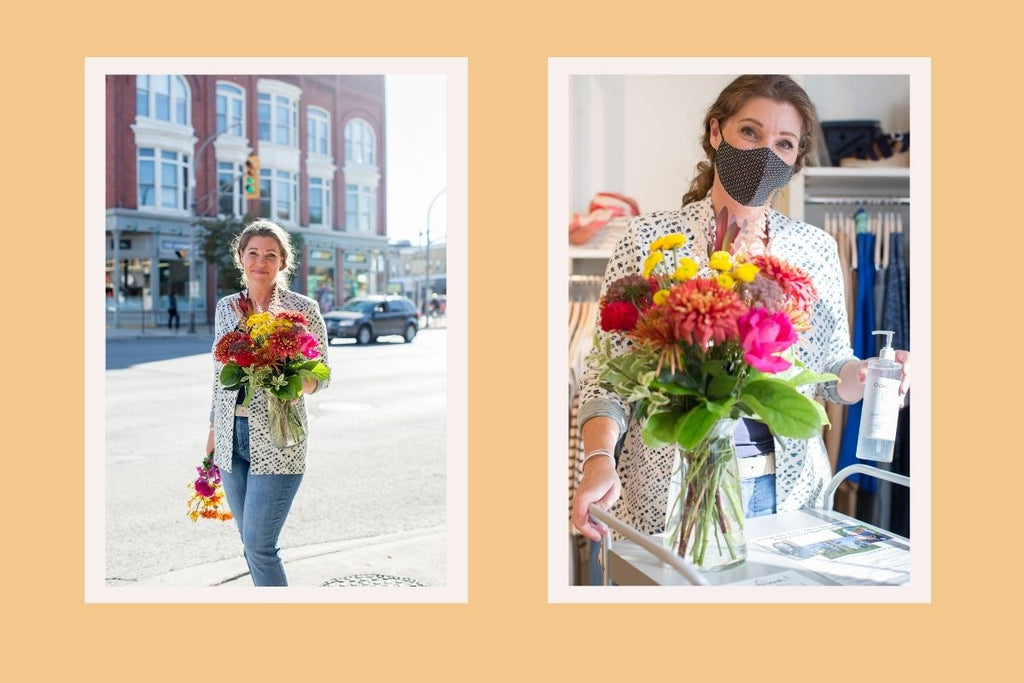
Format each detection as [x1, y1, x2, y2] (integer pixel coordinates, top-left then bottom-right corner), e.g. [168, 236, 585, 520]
[385, 75, 447, 246]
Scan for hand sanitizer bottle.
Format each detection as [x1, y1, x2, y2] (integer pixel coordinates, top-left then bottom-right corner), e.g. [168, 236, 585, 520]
[856, 330, 903, 462]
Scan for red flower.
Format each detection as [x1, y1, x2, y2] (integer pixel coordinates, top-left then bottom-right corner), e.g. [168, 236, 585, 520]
[658, 278, 747, 346]
[600, 300, 640, 332]
[214, 331, 254, 364]
[277, 310, 309, 326]
[749, 254, 817, 312]
[269, 328, 303, 358]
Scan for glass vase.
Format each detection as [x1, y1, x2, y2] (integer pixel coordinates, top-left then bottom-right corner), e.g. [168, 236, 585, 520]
[267, 395, 307, 449]
[667, 418, 746, 571]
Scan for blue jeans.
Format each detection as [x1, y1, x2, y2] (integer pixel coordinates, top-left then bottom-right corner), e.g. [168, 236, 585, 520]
[741, 474, 776, 518]
[220, 417, 304, 586]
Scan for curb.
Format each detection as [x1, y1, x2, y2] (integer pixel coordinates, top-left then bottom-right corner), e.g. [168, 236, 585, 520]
[134, 526, 446, 588]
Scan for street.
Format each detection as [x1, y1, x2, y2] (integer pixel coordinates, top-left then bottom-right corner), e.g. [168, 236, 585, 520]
[103, 327, 447, 585]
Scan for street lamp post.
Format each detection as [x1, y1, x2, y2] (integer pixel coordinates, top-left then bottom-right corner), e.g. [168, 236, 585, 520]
[423, 187, 445, 328]
[187, 121, 245, 333]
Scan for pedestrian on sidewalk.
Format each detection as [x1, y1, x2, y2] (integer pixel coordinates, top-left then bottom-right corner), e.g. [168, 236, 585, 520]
[206, 219, 331, 586]
[168, 291, 180, 330]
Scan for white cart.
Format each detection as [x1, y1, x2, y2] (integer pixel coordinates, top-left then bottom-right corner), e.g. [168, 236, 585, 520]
[591, 464, 911, 586]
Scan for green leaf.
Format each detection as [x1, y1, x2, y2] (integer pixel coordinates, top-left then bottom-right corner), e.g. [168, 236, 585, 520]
[300, 361, 331, 380]
[219, 363, 244, 389]
[650, 379, 700, 397]
[787, 369, 840, 387]
[642, 410, 681, 448]
[676, 404, 720, 449]
[741, 378, 825, 439]
[272, 375, 304, 401]
[706, 373, 738, 400]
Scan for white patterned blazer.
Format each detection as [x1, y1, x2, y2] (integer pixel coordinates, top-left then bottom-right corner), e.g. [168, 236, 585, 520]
[577, 196, 858, 535]
[210, 286, 331, 475]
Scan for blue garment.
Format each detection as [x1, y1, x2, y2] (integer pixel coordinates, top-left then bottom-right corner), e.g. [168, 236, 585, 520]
[883, 230, 909, 352]
[220, 417, 304, 586]
[837, 231, 878, 490]
[741, 475, 777, 517]
[735, 418, 776, 516]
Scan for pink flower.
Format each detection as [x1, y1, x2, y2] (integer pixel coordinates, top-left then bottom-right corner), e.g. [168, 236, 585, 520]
[194, 478, 216, 498]
[298, 333, 320, 359]
[738, 308, 798, 373]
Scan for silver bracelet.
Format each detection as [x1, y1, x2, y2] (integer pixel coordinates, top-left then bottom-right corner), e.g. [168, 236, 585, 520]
[581, 448, 615, 469]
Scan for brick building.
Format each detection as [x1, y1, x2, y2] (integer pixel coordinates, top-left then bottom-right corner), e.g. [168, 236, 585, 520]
[105, 74, 388, 326]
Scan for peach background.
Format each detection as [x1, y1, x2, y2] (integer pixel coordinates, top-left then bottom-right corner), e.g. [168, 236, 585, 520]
[4, 0, 1017, 678]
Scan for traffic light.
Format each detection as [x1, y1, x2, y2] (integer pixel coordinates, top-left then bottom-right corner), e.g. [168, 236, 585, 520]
[244, 154, 260, 199]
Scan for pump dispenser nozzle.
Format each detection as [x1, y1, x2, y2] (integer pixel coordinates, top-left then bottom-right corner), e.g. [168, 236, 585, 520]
[872, 330, 895, 361]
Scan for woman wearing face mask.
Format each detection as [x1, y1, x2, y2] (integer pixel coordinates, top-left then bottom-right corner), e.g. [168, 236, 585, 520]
[571, 75, 911, 543]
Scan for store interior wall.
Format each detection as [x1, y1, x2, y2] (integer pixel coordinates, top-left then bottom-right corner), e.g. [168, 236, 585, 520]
[571, 73, 910, 216]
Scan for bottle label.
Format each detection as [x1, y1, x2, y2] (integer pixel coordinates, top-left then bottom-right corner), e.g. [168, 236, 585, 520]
[861, 376, 900, 439]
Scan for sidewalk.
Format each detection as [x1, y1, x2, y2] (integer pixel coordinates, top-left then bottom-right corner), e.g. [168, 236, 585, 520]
[136, 526, 447, 588]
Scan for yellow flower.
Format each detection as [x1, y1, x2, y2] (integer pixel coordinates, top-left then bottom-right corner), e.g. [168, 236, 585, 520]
[717, 272, 735, 289]
[734, 263, 760, 283]
[654, 233, 687, 252]
[649, 233, 687, 252]
[653, 289, 671, 305]
[642, 251, 664, 278]
[709, 250, 733, 272]
[673, 257, 699, 281]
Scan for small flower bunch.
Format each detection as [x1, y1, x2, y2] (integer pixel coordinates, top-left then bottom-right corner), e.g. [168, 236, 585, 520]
[591, 231, 836, 451]
[187, 453, 232, 522]
[215, 296, 330, 406]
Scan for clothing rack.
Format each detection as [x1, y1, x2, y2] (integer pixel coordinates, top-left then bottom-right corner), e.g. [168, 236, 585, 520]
[805, 195, 909, 206]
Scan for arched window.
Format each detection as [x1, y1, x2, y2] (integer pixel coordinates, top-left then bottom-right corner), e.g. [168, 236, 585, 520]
[136, 75, 190, 126]
[345, 118, 377, 166]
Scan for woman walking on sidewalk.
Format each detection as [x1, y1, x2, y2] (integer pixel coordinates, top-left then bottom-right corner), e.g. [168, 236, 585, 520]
[206, 219, 331, 586]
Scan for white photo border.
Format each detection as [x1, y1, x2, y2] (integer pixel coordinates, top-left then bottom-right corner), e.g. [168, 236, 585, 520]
[85, 56, 468, 604]
[548, 57, 931, 603]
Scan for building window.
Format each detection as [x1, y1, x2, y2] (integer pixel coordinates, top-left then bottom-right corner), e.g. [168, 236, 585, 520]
[138, 147, 190, 211]
[346, 183, 376, 233]
[258, 91, 298, 147]
[307, 108, 330, 157]
[345, 118, 376, 166]
[216, 82, 245, 137]
[259, 168, 298, 224]
[218, 161, 243, 217]
[136, 75, 189, 126]
[309, 177, 331, 227]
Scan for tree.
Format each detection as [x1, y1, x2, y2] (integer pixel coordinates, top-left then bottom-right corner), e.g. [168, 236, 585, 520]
[199, 214, 250, 309]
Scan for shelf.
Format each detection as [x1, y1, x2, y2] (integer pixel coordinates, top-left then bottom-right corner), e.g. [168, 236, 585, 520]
[569, 247, 613, 260]
[803, 167, 909, 179]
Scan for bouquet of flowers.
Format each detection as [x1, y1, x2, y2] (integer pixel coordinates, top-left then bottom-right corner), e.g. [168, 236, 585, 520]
[589, 231, 836, 568]
[215, 295, 331, 448]
[187, 453, 232, 522]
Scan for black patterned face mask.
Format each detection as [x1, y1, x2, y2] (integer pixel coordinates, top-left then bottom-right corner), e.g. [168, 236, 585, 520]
[714, 138, 794, 207]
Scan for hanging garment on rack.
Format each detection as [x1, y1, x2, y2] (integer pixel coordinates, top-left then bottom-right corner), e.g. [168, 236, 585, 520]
[873, 222, 911, 536]
[837, 229, 878, 494]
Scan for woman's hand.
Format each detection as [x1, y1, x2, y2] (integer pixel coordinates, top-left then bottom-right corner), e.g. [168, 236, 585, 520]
[205, 428, 215, 457]
[838, 350, 911, 407]
[571, 457, 622, 542]
[852, 350, 911, 407]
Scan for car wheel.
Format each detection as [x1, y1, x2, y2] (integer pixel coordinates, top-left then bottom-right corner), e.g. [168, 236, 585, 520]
[356, 325, 372, 345]
[403, 323, 417, 343]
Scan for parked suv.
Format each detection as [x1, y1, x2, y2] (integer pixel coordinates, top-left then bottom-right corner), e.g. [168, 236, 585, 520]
[324, 295, 421, 344]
